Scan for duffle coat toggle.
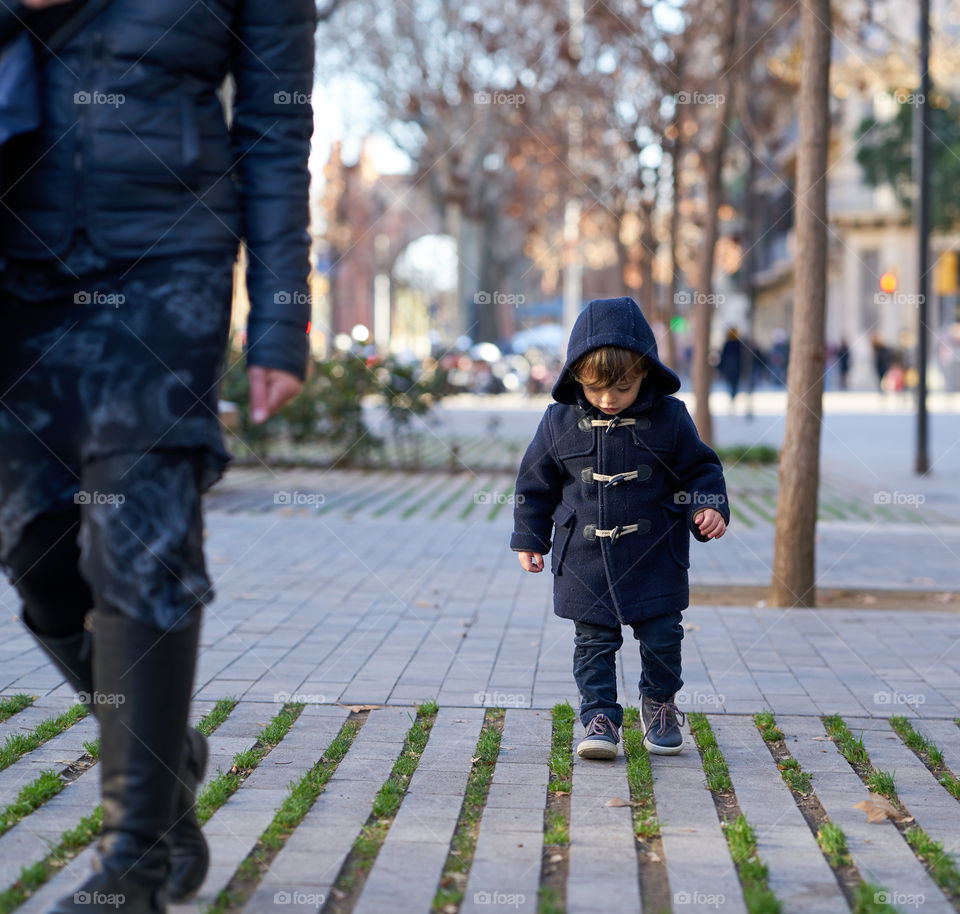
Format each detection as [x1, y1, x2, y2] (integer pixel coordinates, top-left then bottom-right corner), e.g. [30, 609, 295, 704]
[580, 466, 653, 487]
[583, 518, 653, 543]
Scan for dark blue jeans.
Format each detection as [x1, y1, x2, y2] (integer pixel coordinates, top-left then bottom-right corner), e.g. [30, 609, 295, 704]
[573, 612, 684, 728]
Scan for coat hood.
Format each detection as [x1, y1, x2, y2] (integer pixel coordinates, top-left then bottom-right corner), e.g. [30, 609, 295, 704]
[551, 297, 681, 407]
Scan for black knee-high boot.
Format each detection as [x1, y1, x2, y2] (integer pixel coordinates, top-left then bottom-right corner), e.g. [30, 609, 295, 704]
[25, 618, 210, 902]
[49, 612, 202, 914]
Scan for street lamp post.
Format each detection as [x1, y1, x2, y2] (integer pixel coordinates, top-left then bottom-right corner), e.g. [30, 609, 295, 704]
[915, 0, 930, 474]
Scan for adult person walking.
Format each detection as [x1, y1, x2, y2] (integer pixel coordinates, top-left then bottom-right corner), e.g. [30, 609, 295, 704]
[0, 1, 315, 911]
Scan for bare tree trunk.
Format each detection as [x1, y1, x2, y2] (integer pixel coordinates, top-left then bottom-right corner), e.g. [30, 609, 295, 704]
[769, 0, 831, 607]
[665, 129, 683, 373]
[691, 0, 739, 447]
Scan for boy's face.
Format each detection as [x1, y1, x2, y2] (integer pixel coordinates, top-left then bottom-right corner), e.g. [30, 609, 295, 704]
[580, 370, 647, 415]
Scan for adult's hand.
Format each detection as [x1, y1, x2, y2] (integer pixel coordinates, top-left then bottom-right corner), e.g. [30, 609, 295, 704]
[247, 365, 302, 424]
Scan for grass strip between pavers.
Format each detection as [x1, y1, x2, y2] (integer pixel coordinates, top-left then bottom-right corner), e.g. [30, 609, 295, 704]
[621, 706, 660, 839]
[432, 707, 504, 912]
[0, 770, 64, 838]
[206, 713, 363, 913]
[687, 712, 781, 914]
[197, 702, 304, 827]
[889, 715, 960, 801]
[0, 697, 239, 912]
[328, 700, 440, 907]
[539, 703, 575, 914]
[0, 695, 34, 724]
[0, 703, 88, 772]
[753, 711, 901, 913]
[823, 714, 960, 907]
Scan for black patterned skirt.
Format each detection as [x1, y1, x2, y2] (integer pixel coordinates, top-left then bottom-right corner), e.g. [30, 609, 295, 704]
[0, 233, 236, 572]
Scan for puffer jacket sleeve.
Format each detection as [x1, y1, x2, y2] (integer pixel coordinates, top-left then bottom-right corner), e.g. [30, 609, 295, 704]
[510, 408, 565, 554]
[670, 403, 731, 541]
[230, 0, 316, 380]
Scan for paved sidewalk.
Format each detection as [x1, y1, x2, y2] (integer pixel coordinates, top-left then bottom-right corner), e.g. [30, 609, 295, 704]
[0, 466, 958, 913]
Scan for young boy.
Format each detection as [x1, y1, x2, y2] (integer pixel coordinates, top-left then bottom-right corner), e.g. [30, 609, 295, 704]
[511, 297, 728, 758]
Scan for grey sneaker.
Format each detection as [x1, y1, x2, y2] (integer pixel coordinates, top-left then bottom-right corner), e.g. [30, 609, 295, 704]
[640, 695, 685, 755]
[577, 713, 620, 760]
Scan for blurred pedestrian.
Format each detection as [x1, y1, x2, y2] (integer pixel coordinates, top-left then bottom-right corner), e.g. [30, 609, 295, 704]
[717, 327, 743, 405]
[0, 1, 315, 911]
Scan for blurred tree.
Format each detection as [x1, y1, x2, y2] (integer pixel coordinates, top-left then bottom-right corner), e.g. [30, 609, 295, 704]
[856, 94, 960, 232]
[769, 0, 832, 608]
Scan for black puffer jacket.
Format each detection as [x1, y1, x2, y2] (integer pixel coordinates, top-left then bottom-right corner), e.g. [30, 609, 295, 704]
[0, 0, 316, 379]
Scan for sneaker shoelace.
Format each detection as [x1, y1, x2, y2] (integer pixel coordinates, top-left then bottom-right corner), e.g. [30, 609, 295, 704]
[644, 700, 685, 739]
[585, 713, 620, 743]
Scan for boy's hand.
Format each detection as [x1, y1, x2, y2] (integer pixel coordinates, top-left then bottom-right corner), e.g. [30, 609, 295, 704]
[518, 551, 544, 573]
[694, 508, 726, 539]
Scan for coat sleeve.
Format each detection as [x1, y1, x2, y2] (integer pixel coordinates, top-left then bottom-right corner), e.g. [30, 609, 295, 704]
[671, 403, 731, 541]
[510, 409, 565, 554]
[230, 0, 316, 380]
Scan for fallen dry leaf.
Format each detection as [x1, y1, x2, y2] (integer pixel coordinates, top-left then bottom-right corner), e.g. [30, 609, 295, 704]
[605, 797, 634, 807]
[682, 622, 701, 631]
[854, 794, 901, 823]
[648, 851, 662, 863]
[336, 703, 386, 712]
[549, 853, 563, 863]
[811, 736, 831, 741]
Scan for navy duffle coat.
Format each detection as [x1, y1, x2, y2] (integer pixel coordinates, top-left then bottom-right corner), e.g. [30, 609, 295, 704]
[510, 298, 730, 626]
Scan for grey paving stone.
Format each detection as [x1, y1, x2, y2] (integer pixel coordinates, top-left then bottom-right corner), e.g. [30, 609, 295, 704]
[566, 721, 641, 914]
[780, 715, 954, 913]
[857, 724, 960, 867]
[711, 715, 847, 914]
[650, 719, 747, 914]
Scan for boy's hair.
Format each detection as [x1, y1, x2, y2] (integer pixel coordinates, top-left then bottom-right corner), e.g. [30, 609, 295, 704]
[572, 346, 650, 388]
